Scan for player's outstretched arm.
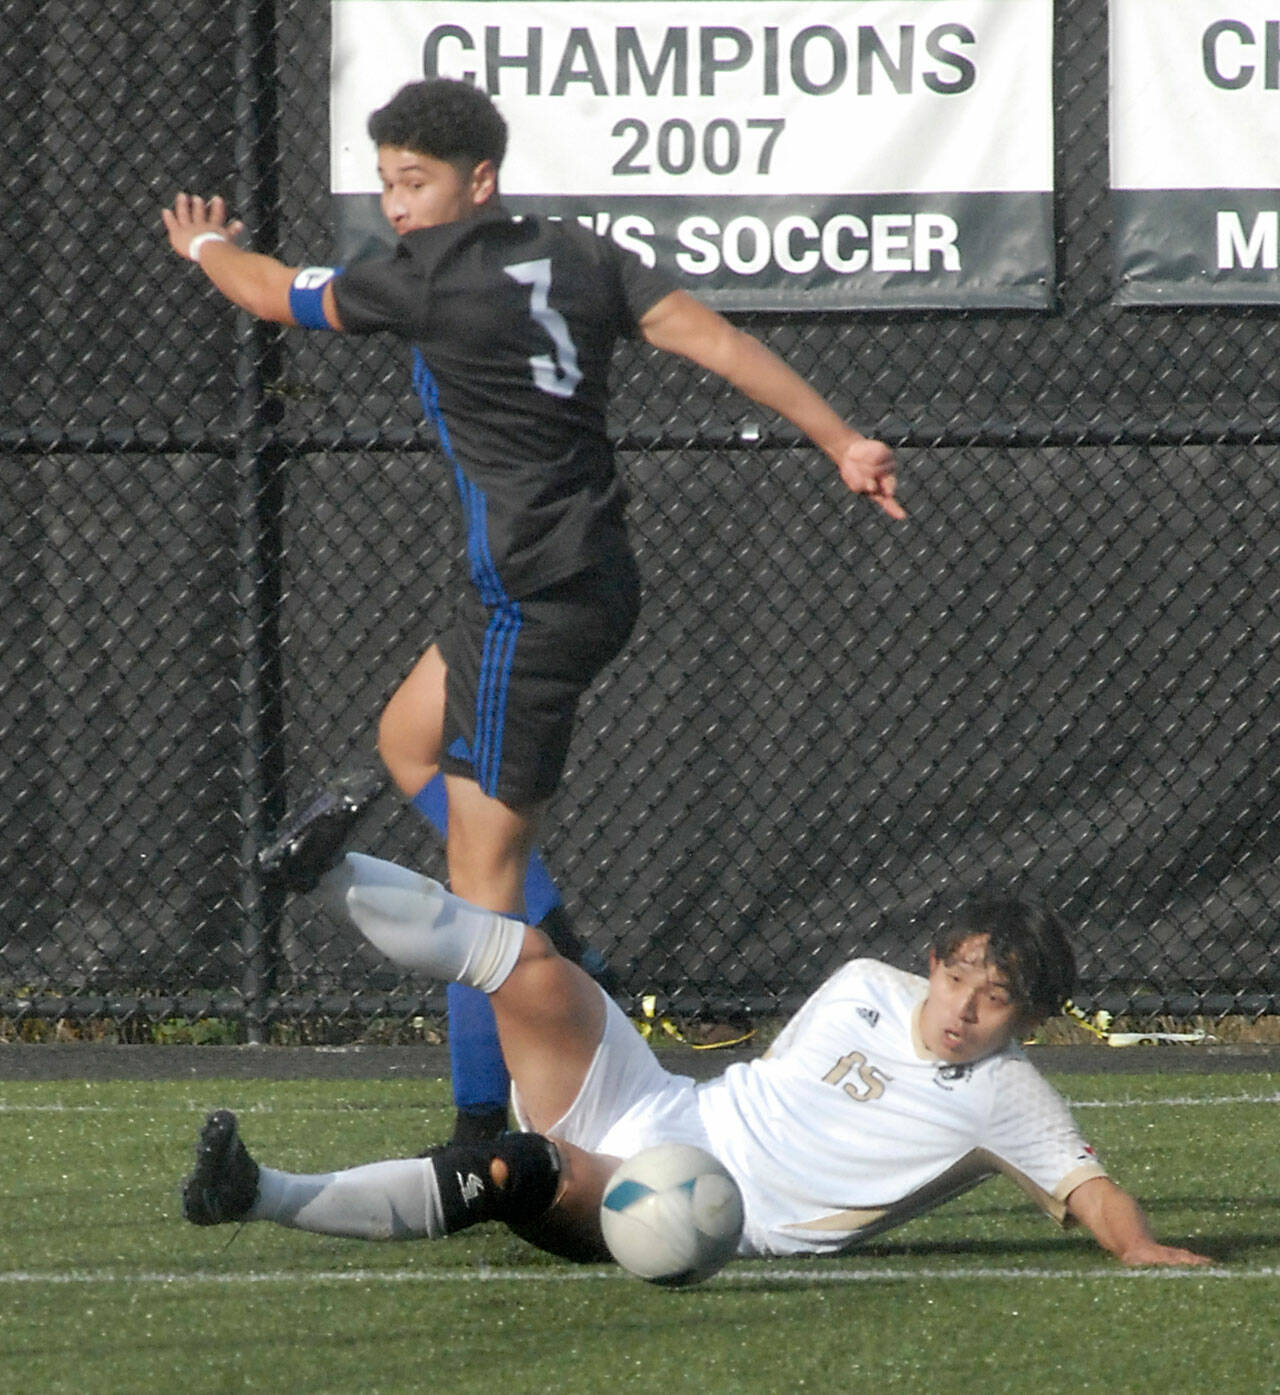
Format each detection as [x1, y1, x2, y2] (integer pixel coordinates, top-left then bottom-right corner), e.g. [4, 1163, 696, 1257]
[639, 289, 904, 519]
[161, 192, 344, 329]
[1066, 1176, 1211, 1266]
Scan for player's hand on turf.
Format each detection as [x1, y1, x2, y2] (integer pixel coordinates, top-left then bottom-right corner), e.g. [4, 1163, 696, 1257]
[1118, 1240, 1213, 1267]
[162, 193, 245, 262]
[834, 435, 906, 520]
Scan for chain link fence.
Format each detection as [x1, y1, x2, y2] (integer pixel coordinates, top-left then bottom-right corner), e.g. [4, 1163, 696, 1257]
[3, 3, 1278, 1039]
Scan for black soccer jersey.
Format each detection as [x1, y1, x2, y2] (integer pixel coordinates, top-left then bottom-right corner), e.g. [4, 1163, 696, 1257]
[332, 208, 676, 601]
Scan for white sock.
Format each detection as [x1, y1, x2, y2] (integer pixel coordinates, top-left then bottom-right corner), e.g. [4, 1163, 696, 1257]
[249, 1158, 446, 1240]
[322, 852, 524, 993]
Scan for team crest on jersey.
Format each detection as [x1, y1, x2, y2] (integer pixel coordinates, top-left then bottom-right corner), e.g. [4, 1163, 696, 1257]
[856, 1006, 881, 1029]
[933, 1062, 975, 1089]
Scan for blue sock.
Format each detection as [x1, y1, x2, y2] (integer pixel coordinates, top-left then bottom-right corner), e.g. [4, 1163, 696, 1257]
[410, 774, 561, 1115]
[446, 982, 511, 1114]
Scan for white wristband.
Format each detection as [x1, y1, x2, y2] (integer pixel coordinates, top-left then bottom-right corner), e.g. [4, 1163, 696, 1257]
[187, 231, 227, 264]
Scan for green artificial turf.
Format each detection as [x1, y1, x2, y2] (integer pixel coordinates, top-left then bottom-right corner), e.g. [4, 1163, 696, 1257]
[3, 1074, 1278, 1395]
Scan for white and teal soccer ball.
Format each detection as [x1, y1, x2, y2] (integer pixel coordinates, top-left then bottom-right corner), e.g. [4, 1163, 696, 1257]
[600, 1143, 744, 1287]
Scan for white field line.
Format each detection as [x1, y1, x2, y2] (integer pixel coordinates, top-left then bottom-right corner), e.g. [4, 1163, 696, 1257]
[0, 1265, 1277, 1287]
[2, 1091, 1278, 1113]
[1070, 1092, 1280, 1108]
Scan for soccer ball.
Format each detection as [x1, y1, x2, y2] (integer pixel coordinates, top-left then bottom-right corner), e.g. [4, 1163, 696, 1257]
[599, 1143, 744, 1287]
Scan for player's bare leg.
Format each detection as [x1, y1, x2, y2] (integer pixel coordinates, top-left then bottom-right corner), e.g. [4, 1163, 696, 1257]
[489, 925, 609, 1131]
[442, 773, 545, 916]
[505, 1137, 619, 1261]
[378, 647, 596, 1139]
[377, 643, 448, 797]
[330, 852, 608, 1125]
[378, 647, 593, 965]
[313, 846, 626, 1262]
[433, 774, 547, 1140]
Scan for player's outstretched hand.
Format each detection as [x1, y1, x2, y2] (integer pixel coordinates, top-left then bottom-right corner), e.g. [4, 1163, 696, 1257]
[1118, 1240, 1213, 1267]
[834, 435, 906, 520]
[162, 193, 245, 263]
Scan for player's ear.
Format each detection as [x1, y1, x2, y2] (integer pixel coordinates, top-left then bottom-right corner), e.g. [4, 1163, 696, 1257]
[470, 159, 498, 206]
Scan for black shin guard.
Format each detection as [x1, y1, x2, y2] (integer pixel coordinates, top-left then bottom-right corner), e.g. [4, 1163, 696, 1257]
[430, 1132, 562, 1234]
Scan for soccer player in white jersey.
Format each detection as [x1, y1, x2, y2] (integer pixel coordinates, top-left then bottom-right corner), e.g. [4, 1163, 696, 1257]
[182, 856, 1210, 1269]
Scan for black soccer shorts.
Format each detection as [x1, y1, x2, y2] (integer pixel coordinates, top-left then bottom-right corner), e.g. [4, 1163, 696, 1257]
[438, 556, 641, 808]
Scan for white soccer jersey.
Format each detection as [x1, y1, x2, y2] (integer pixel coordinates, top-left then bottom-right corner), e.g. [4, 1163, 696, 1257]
[694, 959, 1106, 1257]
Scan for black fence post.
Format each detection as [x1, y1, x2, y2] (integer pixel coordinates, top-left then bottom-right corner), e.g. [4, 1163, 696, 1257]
[232, 0, 287, 1043]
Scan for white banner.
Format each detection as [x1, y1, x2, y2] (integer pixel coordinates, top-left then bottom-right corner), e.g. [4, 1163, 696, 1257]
[1111, 0, 1280, 304]
[330, 0, 1055, 309]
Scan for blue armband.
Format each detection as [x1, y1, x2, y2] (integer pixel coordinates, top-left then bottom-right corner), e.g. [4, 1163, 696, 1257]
[288, 266, 338, 330]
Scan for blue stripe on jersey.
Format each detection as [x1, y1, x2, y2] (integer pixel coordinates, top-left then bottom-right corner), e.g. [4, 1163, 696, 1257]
[474, 598, 522, 796]
[412, 348, 518, 795]
[412, 348, 459, 464]
[412, 349, 506, 607]
[462, 476, 491, 601]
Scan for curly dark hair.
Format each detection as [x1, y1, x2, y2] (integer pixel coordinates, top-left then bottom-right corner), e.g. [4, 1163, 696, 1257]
[367, 79, 507, 170]
[931, 895, 1077, 1019]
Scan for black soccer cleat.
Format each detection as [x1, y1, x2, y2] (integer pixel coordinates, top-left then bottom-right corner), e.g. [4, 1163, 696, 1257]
[182, 1109, 261, 1226]
[257, 769, 386, 895]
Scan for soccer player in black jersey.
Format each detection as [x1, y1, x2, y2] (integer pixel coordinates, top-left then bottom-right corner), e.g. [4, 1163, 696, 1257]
[162, 79, 904, 1142]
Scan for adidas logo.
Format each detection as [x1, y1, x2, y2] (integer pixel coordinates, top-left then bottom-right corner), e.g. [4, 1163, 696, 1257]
[456, 1170, 485, 1205]
[857, 1006, 881, 1028]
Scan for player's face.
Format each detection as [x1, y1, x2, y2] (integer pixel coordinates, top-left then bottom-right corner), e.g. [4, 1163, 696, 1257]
[377, 148, 496, 235]
[919, 934, 1027, 1064]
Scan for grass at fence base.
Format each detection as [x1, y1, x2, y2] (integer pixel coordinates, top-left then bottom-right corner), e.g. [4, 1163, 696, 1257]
[0, 1012, 453, 1046]
[3, 1074, 1279, 1395]
[7, 1009, 1280, 1046]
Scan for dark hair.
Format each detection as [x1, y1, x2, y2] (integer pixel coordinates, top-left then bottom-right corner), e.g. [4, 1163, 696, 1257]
[931, 895, 1076, 1019]
[367, 79, 507, 170]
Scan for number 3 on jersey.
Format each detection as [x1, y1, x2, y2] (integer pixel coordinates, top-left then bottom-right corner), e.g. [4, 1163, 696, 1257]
[504, 258, 582, 399]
